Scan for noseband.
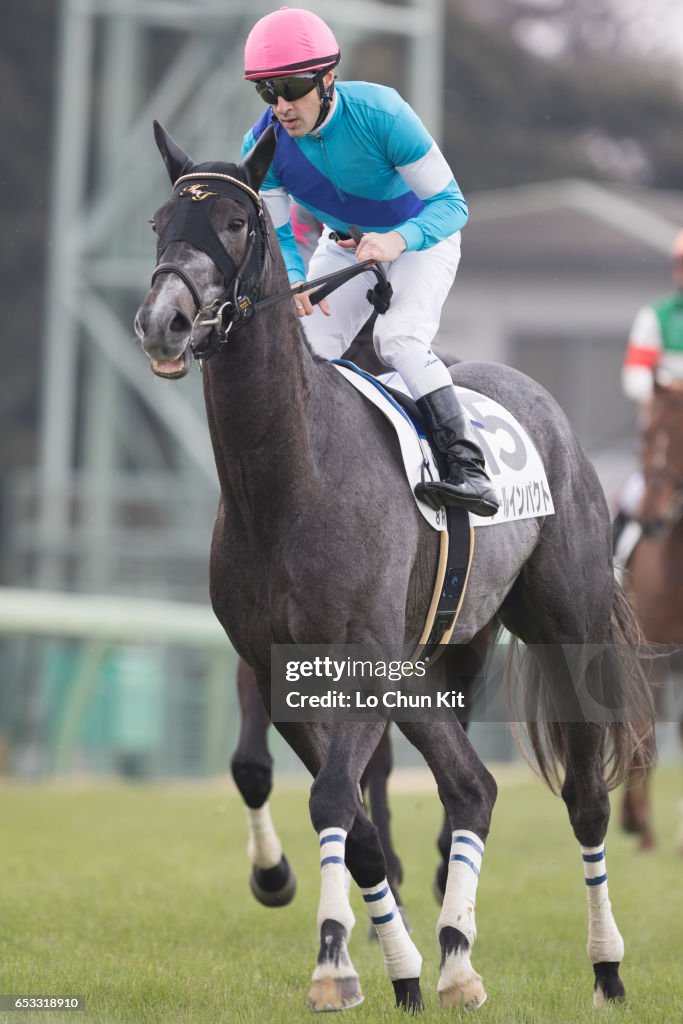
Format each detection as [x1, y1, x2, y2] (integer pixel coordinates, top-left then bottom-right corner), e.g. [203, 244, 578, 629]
[150, 170, 393, 364]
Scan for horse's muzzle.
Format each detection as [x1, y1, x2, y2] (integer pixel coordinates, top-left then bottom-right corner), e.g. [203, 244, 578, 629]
[135, 299, 195, 379]
[150, 346, 194, 379]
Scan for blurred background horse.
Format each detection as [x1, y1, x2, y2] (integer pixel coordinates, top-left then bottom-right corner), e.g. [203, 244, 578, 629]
[618, 380, 683, 851]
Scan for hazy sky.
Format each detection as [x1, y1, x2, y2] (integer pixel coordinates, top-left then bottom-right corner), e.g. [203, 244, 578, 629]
[481, 0, 683, 66]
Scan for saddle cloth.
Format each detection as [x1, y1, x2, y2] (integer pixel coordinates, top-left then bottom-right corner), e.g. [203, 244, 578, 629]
[333, 361, 555, 529]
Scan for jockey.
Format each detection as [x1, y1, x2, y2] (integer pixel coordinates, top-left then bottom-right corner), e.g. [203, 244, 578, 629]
[241, 7, 498, 517]
[622, 228, 683, 402]
[613, 228, 683, 550]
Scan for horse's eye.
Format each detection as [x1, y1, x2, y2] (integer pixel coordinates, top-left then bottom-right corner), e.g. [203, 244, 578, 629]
[229, 218, 246, 231]
[149, 219, 157, 233]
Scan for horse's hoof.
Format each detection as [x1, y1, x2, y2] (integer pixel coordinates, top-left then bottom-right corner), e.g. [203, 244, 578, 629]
[307, 976, 364, 1012]
[392, 977, 424, 1013]
[439, 976, 487, 1011]
[592, 962, 625, 1005]
[249, 855, 297, 907]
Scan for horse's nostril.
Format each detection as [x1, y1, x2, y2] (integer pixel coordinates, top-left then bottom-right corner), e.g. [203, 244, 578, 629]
[167, 310, 191, 335]
[135, 308, 149, 335]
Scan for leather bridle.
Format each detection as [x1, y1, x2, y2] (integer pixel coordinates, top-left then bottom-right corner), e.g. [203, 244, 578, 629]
[150, 170, 393, 363]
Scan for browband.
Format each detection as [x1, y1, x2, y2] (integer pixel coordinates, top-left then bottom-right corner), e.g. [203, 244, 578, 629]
[172, 172, 261, 207]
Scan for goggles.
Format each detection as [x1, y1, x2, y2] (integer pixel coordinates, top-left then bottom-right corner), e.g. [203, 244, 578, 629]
[254, 73, 322, 105]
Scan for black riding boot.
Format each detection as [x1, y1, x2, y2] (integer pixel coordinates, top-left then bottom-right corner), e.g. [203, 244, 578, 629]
[416, 385, 499, 517]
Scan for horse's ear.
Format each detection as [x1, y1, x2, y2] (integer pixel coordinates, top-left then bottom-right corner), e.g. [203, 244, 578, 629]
[240, 125, 277, 193]
[153, 120, 194, 185]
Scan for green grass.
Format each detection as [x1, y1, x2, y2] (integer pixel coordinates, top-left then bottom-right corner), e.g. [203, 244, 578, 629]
[0, 766, 682, 1023]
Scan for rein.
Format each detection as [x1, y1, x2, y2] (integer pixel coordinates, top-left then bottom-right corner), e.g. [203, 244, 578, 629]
[187, 257, 390, 361]
[152, 170, 392, 363]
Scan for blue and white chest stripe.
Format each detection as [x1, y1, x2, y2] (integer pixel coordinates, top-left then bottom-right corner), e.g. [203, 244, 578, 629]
[270, 129, 425, 230]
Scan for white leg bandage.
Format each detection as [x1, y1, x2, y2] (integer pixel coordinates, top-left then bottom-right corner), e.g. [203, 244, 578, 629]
[436, 831, 485, 997]
[317, 828, 355, 935]
[581, 844, 624, 963]
[246, 802, 282, 869]
[437, 830, 483, 946]
[361, 880, 422, 980]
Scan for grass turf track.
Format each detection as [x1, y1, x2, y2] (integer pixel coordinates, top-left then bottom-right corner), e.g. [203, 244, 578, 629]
[0, 764, 681, 1024]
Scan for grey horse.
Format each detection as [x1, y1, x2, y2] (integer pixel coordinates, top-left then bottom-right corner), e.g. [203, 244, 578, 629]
[134, 122, 654, 1013]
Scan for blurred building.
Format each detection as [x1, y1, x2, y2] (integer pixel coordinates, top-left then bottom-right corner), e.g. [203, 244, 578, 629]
[2, 0, 444, 602]
[0, 0, 447, 778]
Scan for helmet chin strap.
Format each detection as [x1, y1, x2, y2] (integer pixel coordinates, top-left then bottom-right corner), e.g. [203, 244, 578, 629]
[311, 76, 335, 131]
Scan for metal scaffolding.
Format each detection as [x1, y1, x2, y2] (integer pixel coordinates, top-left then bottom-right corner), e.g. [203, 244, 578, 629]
[26, 0, 444, 597]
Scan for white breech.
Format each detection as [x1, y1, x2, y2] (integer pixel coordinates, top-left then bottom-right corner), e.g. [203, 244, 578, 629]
[302, 230, 461, 400]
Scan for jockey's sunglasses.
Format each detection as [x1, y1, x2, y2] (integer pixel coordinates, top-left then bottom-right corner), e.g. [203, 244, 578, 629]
[254, 73, 322, 105]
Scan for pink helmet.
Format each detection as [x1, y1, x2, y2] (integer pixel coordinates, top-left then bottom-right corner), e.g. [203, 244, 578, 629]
[244, 7, 340, 80]
[672, 229, 683, 259]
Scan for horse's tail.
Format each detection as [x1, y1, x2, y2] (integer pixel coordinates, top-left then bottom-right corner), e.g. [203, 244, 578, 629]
[506, 580, 656, 794]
